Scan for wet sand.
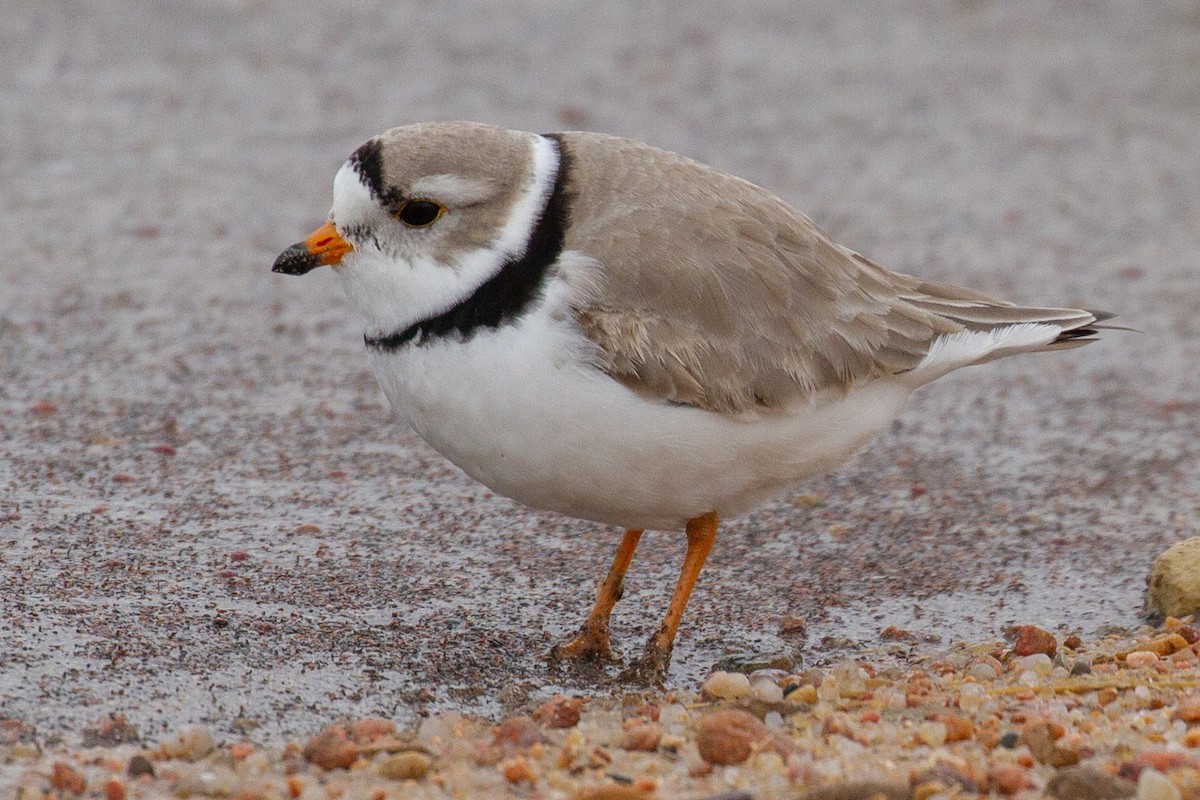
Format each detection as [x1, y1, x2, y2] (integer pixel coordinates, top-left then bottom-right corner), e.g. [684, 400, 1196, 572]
[1, 0, 1199, 746]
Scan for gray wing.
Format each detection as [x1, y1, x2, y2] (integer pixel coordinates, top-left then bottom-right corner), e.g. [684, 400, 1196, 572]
[557, 132, 1099, 413]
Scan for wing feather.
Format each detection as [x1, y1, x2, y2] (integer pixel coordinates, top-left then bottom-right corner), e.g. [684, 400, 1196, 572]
[558, 132, 1101, 413]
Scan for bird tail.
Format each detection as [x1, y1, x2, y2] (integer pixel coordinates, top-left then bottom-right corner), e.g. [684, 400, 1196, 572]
[898, 275, 1115, 381]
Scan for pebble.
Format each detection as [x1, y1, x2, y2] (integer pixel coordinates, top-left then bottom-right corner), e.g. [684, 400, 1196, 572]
[302, 725, 357, 771]
[500, 755, 537, 784]
[1011, 624, 1058, 657]
[378, 751, 432, 780]
[533, 695, 585, 728]
[988, 762, 1030, 794]
[350, 718, 396, 743]
[968, 660, 998, 681]
[50, 763, 85, 793]
[1046, 765, 1136, 799]
[1126, 651, 1161, 669]
[696, 709, 769, 766]
[785, 684, 819, 705]
[619, 719, 662, 752]
[161, 726, 216, 761]
[1013, 652, 1054, 676]
[752, 678, 784, 703]
[916, 721, 947, 747]
[801, 782, 910, 799]
[714, 651, 798, 673]
[1148, 536, 1200, 618]
[1136, 768, 1181, 800]
[571, 788, 648, 800]
[1172, 697, 1200, 723]
[493, 716, 549, 747]
[702, 671, 752, 700]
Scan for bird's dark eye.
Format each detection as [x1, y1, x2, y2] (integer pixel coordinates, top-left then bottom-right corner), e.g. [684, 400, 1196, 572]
[397, 200, 444, 227]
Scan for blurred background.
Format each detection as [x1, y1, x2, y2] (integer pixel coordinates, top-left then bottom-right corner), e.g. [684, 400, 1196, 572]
[2, 0, 1198, 742]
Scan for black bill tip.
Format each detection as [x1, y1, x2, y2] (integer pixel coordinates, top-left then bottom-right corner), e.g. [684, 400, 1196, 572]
[272, 243, 321, 275]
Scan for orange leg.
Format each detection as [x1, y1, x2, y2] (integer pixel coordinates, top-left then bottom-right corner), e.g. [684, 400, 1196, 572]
[623, 511, 718, 680]
[551, 528, 643, 661]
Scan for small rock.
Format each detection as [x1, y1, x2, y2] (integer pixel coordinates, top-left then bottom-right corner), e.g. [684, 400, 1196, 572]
[989, 763, 1031, 794]
[50, 763, 85, 794]
[102, 778, 126, 800]
[880, 625, 917, 642]
[714, 650, 798, 673]
[126, 755, 155, 778]
[801, 782, 910, 800]
[532, 695, 584, 729]
[82, 713, 140, 747]
[1173, 697, 1200, 724]
[784, 684, 819, 705]
[752, 678, 784, 703]
[500, 755, 537, 784]
[1129, 634, 1192, 657]
[302, 725, 357, 771]
[702, 671, 752, 700]
[1046, 765, 1136, 799]
[1126, 651, 1160, 669]
[916, 721, 947, 747]
[1148, 537, 1200, 618]
[571, 788, 648, 800]
[161, 726, 216, 761]
[351, 718, 397, 743]
[1010, 625, 1057, 657]
[378, 751, 431, 780]
[1136, 768, 1181, 800]
[1175, 624, 1200, 644]
[696, 709, 777, 766]
[1014, 652, 1054, 676]
[619, 719, 662, 752]
[913, 761, 979, 792]
[968, 660, 999, 681]
[493, 716, 549, 747]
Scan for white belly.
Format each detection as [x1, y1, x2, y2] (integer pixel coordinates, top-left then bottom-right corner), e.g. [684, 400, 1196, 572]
[367, 312, 912, 531]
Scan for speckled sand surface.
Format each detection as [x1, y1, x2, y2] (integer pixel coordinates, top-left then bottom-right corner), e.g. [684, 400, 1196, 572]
[1, 0, 1199, 746]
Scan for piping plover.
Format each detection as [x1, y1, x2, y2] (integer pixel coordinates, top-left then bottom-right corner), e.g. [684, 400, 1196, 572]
[273, 121, 1106, 678]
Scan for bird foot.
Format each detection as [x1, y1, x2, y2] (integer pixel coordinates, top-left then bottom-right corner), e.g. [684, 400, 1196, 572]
[615, 642, 672, 685]
[549, 622, 616, 663]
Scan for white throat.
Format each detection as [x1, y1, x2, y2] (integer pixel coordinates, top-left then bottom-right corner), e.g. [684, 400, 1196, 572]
[333, 134, 562, 341]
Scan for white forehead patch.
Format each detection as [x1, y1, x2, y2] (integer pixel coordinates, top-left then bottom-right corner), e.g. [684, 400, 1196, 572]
[331, 160, 380, 226]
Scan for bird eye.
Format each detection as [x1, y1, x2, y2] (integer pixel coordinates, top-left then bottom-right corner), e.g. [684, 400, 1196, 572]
[397, 200, 444, 227]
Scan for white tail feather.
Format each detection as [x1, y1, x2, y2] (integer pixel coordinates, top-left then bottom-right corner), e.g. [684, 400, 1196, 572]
[908, 322, 1065, 384]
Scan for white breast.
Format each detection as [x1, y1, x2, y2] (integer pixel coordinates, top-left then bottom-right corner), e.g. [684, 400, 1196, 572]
[364, 277, 914, 531]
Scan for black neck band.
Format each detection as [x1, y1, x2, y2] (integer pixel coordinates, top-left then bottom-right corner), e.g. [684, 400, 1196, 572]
[365, 134, 572, 351]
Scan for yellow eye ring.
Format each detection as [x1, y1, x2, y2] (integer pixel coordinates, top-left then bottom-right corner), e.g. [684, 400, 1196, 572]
[397, 199, 444, 227]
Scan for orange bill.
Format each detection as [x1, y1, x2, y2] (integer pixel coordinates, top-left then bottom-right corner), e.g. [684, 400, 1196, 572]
[272, 220, 354, 275]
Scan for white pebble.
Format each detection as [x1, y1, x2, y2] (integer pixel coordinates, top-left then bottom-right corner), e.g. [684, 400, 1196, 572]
[752, 678, 784, 703]
[162, 726, 216, 761]
[764, 710, 784, 730]
[1015, 653, 1054, 676]
[1137, 768, 1181, 800]
[817, 675, 841, 703]
[968, 661, 998, 681]
[959, 683, 986, 712]
[917, 721, 948, 746]
[702, 670, 751, 700]
[1018, 669, 1040, 687]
